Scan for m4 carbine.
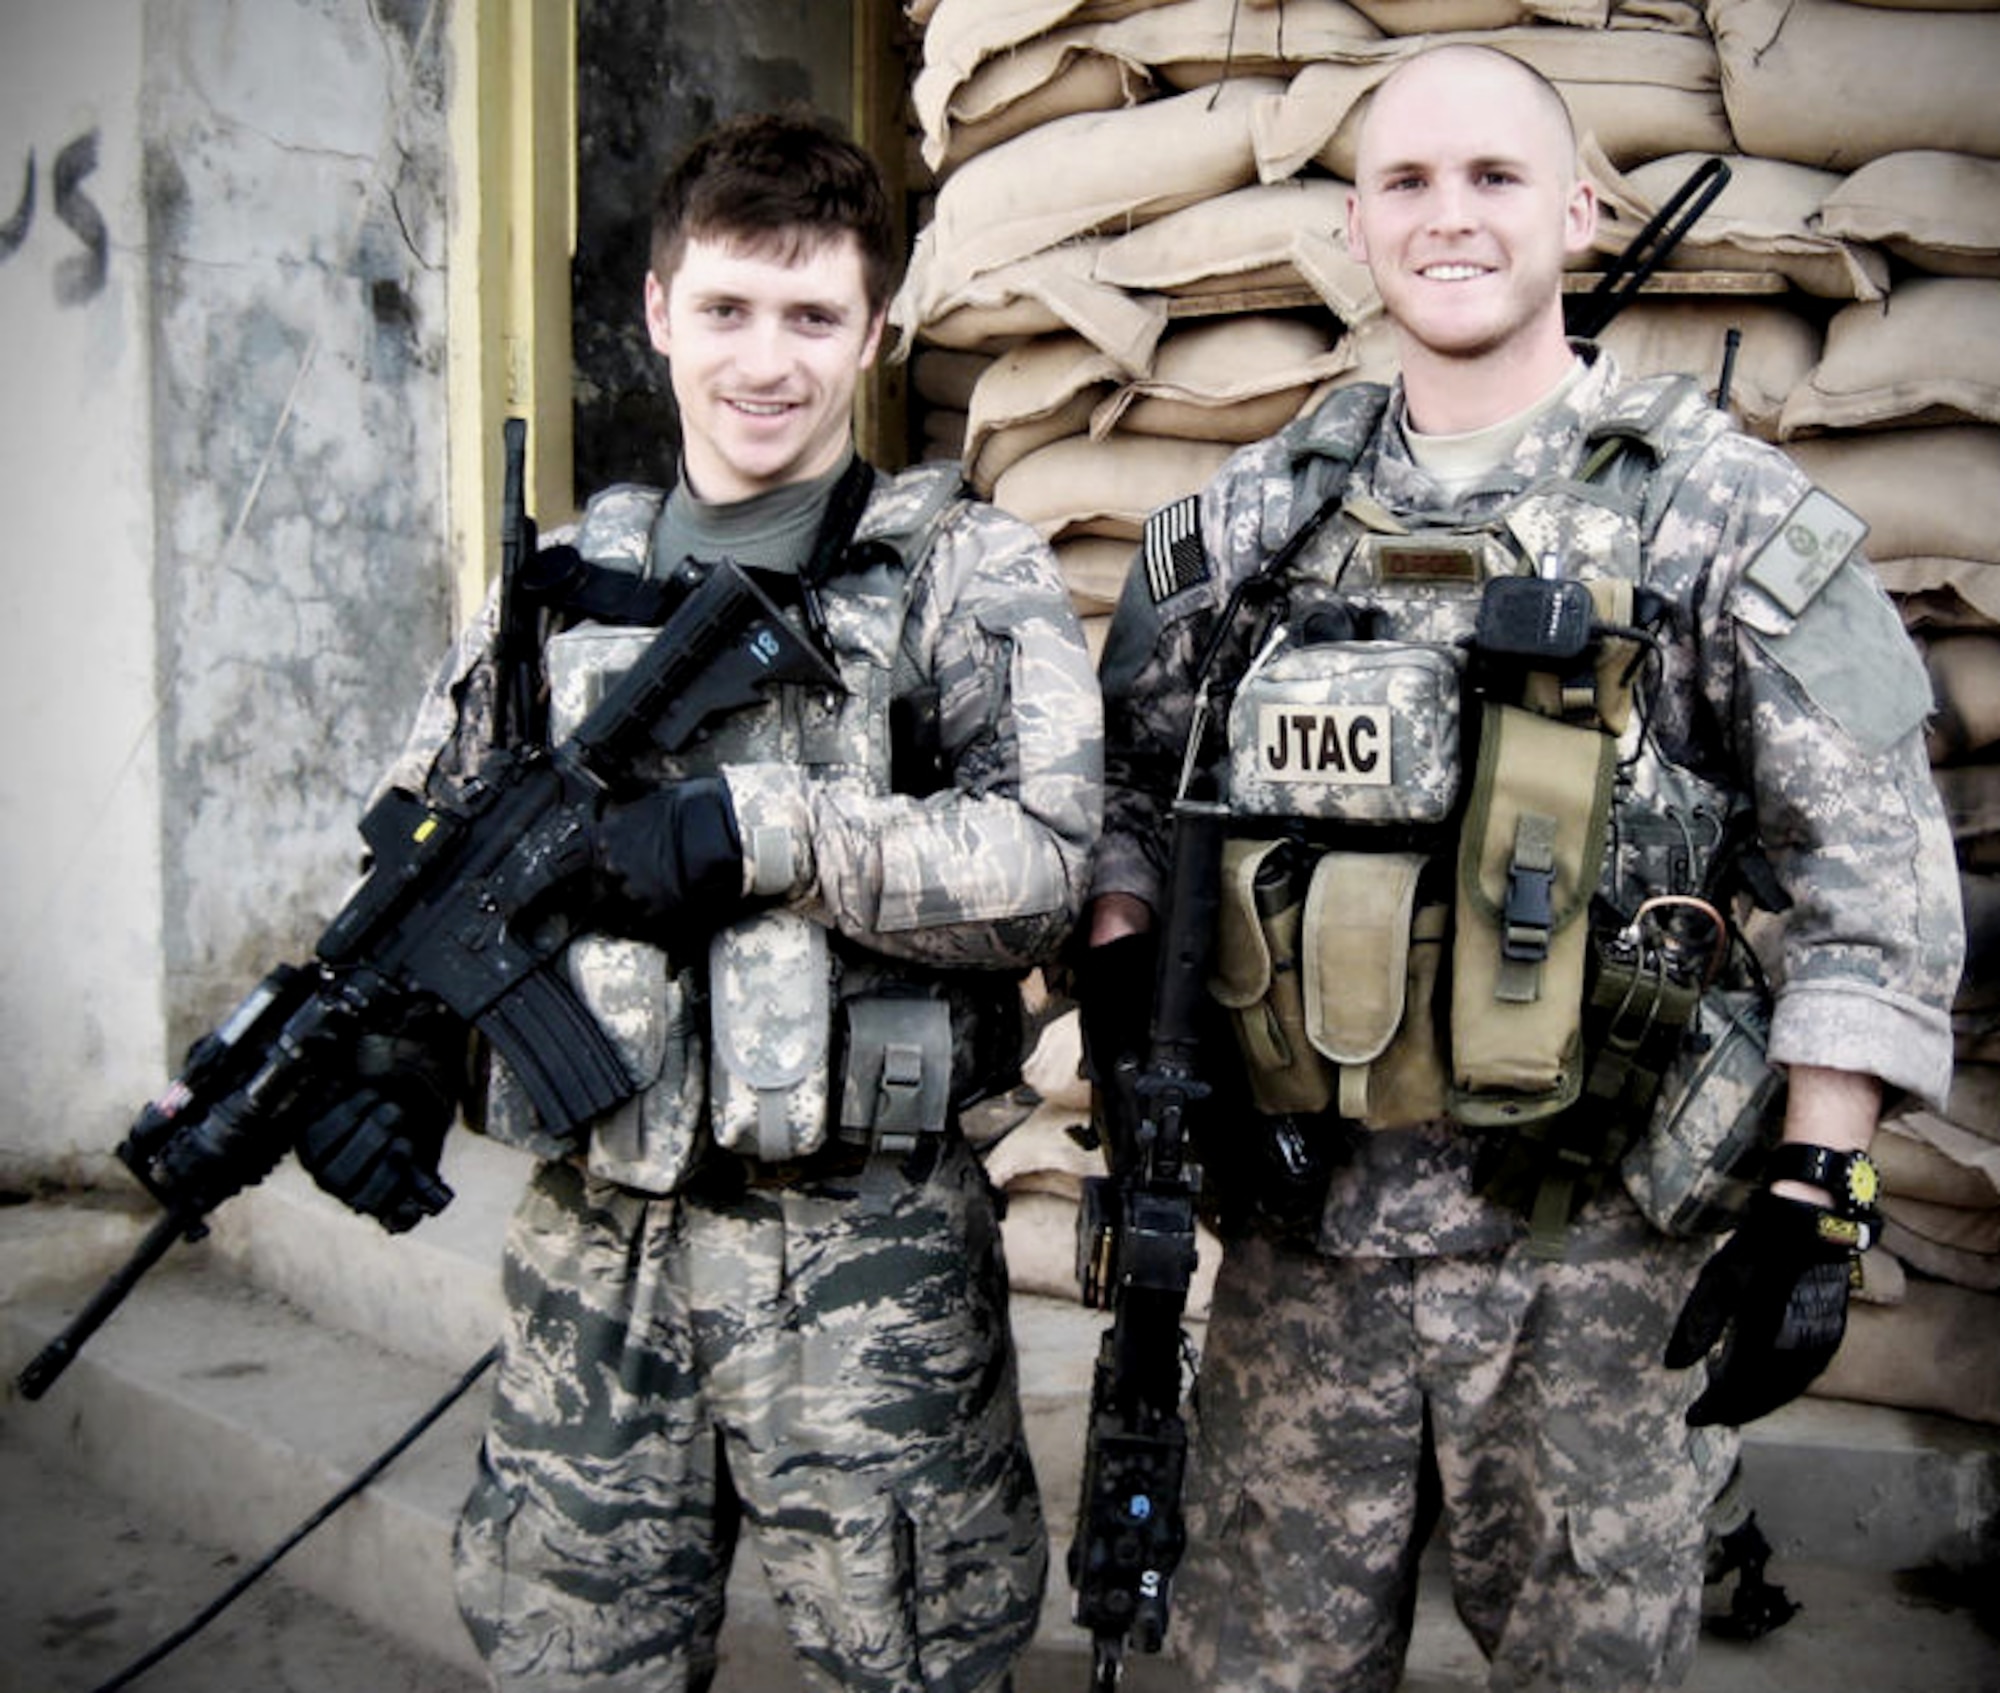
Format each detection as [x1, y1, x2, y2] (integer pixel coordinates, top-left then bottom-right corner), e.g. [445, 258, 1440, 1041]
[17, 435, 840, 1401]
[1070, 799, 1225, 1690]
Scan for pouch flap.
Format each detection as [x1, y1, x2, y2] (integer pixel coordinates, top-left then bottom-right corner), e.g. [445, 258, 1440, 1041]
[708, 910, 831, 1090]
[840, 995, 953, 1145]
[1304, 849, 1424, 1065]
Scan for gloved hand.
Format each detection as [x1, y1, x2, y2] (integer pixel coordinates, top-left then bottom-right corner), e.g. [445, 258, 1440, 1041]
[1664, 1188, 1864, 1427]
[591, 776, 746, 948]
[295, 1008, 462, 1233]
[1074, 931, 1158, 1089]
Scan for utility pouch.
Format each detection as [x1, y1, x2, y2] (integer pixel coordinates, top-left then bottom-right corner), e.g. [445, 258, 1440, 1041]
[1622, 987, 1786, 1238]
[1450, 701, 1616, 1125]
[1212, 838, 1332, 1115]
[838, 994, 954, 1157]
[1303, 850, 1446, 1127]
[1226, 639, 1462, 825]
[708, 909, 834, 1161]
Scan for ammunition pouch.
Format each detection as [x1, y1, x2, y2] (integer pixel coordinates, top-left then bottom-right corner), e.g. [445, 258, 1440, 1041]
[1212, 840, 1448, 1129]
[709, 909, 835, 1161]
[1621, 986, 1785, 1238]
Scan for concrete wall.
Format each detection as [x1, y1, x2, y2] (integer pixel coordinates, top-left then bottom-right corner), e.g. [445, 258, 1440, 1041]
[1, 0, 171, 1176]
[0, 0, 453, 1179]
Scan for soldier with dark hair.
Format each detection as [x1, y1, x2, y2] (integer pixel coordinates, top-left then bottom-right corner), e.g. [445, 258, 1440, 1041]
[357, 109, 1101, 1692]
[1081, 45, 1961, 1693]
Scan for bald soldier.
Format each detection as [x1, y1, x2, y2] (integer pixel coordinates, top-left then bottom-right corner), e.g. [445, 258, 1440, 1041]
[1079, 44, 1960, 1691]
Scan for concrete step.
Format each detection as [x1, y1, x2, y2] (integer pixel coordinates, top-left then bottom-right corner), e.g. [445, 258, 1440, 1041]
[4, 1171, 1996, 1692]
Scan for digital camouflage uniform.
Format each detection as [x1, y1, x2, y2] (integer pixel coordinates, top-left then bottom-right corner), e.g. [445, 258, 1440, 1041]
[1093, 349, 1961, 1692]
[389, 457, 1103, 1693]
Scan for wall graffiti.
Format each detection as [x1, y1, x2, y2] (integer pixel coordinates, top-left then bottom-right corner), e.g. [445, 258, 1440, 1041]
[0, 130, 107, 305]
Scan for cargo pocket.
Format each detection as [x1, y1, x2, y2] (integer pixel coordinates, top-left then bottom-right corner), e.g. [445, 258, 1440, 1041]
[572, 936, 707, 1193]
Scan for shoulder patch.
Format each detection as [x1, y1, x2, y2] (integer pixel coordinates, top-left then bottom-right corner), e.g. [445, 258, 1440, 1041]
[1745, 488, 1868, 616]
[1142, 494, 1209, 604]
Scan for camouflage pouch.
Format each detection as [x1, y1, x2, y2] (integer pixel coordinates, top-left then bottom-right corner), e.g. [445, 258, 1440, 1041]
[838, 994, 954, 1156]
[707, 909, 834, 1162]
[1621, 987, 1786, 1237]
[1226, 638, 1462, 825]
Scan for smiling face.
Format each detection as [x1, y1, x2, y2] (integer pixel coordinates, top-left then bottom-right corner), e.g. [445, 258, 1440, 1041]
[1346, 47, 1597, 430]
[645, 229, 885, 503]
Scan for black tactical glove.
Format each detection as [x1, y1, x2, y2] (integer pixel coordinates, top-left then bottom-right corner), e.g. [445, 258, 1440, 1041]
[591, 776, 746, 948]
[1665, 1183, 1873, 1427]
[295, 1008, 462, 1233]
[1075, 931, 1158, 1088]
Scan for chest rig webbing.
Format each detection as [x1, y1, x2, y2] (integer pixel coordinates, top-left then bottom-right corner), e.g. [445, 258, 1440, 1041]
[484, 460, 979, 1196]
[1188, 376, 1748, 1248]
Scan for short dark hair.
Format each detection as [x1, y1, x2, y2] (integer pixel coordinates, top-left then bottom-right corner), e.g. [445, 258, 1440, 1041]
[650, 108, 899, 316]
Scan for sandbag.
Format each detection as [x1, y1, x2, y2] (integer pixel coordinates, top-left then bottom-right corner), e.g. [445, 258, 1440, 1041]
[1875, 1115, 2000, 1210]
[1587, 145, 1888, 302]
[1091, 315, 1351, 444]
[1808, 1277, 2000, 1425]
[1090, 0, 1381, 90]
[1779, 279, 2000, 438]
[891, 238, 1169, 375]
[914, 79, 1282, 309]
[1815, 151, 2000, 281]
[912, 347, 993, 411]
[1708, 0, 2000, 170]
[1254, 26, 1728, 180]
[1922, 633, 2000, 763]
[1056, 534, 1137, 618]
[993, 432, 1234, 541]
[1093, 179, 1381, 326]
[965, 334, 1124, 495]
[1020, 1009, 1092, 1113]
[917, 27, 1154, 176]
[1596, 298, 1821, 442]
[1785, 427, 2000, 570]
[1875, 561, 2000, 631]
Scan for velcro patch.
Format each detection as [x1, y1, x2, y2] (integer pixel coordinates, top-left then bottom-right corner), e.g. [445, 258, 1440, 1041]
[1746, 488, 1868, 617]
[1143, 495, 1209, 604]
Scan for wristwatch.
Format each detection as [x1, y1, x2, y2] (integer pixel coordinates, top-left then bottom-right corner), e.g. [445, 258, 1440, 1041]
[1766, 1143, 1883, 1250]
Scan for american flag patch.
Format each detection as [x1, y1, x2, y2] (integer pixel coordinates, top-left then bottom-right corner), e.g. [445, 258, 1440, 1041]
[1143, 495, 1208, 604]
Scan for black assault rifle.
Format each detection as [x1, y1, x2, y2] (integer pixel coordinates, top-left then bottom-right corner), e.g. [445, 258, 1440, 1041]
[1069, 799, 1227, 1690]
[17, 431, 839, 1401]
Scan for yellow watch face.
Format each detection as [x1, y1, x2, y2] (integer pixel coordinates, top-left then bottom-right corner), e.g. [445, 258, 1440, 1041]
[1846, 1156, 1880, 1209]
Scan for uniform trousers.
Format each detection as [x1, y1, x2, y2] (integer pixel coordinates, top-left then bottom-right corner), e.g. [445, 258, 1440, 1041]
[453, 1140, 1047, 1692]
[1173, 1193, 1716, 1692]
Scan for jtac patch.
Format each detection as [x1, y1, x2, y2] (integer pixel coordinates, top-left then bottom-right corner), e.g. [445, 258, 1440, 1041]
[1253, 703, 1393, 787]
[1745, 488, 1868, 616]
[1143, 495, 1209, 603]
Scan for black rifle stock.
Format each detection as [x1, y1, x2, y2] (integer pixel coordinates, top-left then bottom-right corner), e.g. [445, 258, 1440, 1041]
[1070, 799, 1226, 1690]
[18, 449, 839, 1402]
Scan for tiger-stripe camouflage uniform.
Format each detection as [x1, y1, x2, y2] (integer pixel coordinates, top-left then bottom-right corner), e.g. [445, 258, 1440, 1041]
[393, 456, 1102, 1693]
[1093, 347, 1961, 1692]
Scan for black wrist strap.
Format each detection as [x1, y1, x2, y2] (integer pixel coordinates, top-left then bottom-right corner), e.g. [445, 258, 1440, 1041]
[1766, 1143, 1883, 1225]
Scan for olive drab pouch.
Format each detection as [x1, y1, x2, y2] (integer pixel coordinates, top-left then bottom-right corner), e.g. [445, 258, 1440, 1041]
[1622, 986, 1787, 1237]
[1212, 838, 1333, 1115]
[1449, 578, 1639, 1127]
[1302, 850, 1447, 1128]
[1226, 637, 1463, 826]
[838, 994, 954, 1156]
[707, 909, 834, 1161]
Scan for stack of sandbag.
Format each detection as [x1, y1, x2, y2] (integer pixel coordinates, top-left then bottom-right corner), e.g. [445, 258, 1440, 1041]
[978, 1004, 1223, 1317]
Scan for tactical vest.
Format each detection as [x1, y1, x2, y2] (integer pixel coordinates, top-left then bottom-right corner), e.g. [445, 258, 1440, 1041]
[483, 462, 1001, 1197]
[1186, 375, 1783, 1250]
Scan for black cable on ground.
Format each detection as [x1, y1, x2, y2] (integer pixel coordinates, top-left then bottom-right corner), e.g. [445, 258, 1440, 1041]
[88, 1341, 500, 1693]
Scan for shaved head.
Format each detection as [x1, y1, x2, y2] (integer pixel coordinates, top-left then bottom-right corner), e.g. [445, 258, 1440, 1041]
[1357, 45, 1579, 187]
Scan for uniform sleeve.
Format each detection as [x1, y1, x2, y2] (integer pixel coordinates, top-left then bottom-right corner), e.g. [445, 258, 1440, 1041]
[372, 579, 505, 807]
[723, 502, 1102, 972]
[1685, 443, 1964, 1108]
